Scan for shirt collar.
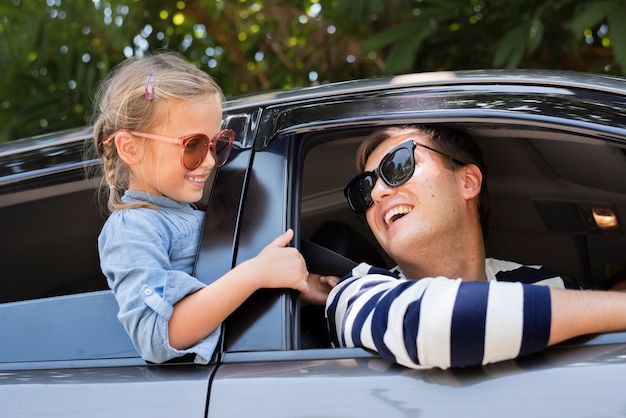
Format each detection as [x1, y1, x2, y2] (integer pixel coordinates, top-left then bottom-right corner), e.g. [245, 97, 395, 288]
[122, 190, 196, 211]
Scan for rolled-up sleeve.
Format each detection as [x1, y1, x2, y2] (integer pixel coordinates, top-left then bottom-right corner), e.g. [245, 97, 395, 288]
[99, 208, 220, 364]
[325, 263, 552, 369]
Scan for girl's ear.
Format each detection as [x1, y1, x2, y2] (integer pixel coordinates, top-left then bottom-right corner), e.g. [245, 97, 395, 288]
[114, 132, 140, 165]
[461, 163, 483, 201]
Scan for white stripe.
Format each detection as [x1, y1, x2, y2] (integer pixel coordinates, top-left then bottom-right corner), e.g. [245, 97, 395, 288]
[359, 310, 375, 350]
[483, 281, 524, 364]
[485, 258, 532, 275]
[382, 279, 431, 368]
[341, 276, 397, 347]
[327, 278, 355, 346]
[353, 262, 376, 276]
[416, 278, 462, 369]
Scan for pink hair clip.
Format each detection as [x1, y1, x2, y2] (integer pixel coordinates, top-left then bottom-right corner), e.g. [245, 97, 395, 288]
[101, 132, 115, 147]
[145, 74, 155, 100]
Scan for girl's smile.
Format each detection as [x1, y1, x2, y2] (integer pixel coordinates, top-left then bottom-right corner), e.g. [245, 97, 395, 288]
[128, 95, 224, 203]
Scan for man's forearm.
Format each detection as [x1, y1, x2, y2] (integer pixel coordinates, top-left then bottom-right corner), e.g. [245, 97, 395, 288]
[549, 288, 626, 345]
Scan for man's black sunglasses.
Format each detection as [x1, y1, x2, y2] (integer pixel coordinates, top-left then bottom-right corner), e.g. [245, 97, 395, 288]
[344, 140, 465, 213]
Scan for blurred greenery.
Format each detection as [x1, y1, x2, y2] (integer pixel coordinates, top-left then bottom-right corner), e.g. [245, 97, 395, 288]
[1, 0, 624, 142]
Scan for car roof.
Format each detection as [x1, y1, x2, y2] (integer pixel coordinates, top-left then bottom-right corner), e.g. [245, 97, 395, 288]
[224, 69, 626, 111]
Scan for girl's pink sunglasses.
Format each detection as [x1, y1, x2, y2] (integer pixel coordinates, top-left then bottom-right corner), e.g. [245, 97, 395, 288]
[129, 130, 235, 170]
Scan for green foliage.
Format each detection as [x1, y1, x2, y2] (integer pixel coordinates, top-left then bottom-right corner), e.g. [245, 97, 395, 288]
[1, 0, 624, 142]
[0, 0, 126, 141]
[494, 19, 542, 69]
[339, 0, 625, 74]
[335, 0, 386, 20]
[606, 3, 626, 70]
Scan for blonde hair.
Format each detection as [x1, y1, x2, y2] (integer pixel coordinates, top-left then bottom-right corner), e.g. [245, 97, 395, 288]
[89, 51, 224, 213]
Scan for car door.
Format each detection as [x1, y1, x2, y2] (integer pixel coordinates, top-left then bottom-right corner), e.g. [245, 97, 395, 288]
[206, 75, 626, 417]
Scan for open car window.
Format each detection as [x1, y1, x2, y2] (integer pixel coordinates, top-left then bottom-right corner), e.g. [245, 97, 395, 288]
[298, 124, 626, 294]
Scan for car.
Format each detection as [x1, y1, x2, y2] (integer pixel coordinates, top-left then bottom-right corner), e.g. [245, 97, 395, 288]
[2, 69, 626, 417]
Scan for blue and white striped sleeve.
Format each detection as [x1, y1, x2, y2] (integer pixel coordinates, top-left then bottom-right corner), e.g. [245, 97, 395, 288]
[325, 263, 552, 369]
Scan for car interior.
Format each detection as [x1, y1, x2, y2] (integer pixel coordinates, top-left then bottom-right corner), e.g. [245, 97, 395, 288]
[292, 122, 626, 348]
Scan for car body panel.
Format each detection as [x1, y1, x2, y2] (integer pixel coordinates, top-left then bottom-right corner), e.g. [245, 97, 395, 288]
[0, 365, 213, 418]
[1, 291, 135, 364]
[209, 340, 626, 418]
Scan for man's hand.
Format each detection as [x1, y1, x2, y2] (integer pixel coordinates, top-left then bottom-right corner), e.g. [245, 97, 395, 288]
[300, 274, 340, 306]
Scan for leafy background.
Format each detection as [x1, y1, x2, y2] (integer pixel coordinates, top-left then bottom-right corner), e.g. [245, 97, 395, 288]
[1, 0, 624, 142]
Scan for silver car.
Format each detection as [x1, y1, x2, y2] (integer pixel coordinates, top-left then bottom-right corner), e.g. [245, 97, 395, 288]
[2, 70, 626, 417]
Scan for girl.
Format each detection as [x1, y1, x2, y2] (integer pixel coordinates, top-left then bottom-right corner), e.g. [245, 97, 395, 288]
[92, 52, 313, 364]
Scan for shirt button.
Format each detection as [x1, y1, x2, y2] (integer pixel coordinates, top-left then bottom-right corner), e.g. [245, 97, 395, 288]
[144, 288, 153, 296]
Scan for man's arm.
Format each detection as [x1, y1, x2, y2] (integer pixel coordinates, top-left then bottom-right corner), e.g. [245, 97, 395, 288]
[326, 268, 552, 369]
[549, 288, 626, 345]
[327, 267, 626, 369]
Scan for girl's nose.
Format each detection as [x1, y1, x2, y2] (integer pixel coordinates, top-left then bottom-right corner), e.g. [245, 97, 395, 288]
[199, 148, 216, 170]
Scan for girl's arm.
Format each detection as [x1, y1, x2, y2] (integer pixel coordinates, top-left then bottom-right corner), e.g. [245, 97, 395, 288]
[168, 229, 309, 350]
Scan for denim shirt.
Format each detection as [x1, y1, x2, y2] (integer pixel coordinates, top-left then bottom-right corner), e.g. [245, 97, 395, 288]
[98, 190, 220, 364]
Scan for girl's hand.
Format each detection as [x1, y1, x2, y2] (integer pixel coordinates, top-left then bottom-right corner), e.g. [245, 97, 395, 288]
[254, 229, 309, 293]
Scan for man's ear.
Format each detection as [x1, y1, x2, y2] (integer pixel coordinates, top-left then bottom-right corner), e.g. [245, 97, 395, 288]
[461, 164, 483, 201]
[114, 132, 140, 165]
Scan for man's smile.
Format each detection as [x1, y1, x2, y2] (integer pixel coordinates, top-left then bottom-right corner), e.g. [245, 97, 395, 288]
[383, 205, 413, 227]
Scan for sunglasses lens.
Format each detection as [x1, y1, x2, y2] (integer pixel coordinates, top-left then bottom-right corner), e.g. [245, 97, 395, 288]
[182, 135, 210, 169]
[381, 147, 414, 186]
[344, 142, 416, 213]
[213, 131, 234, 167]
[345, 174, 376, 213]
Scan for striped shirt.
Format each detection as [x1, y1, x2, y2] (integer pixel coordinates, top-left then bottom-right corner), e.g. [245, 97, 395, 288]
[325, 258, 574, 369]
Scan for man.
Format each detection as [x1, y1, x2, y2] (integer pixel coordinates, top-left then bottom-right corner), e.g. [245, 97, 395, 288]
[325, 125, 626, 369]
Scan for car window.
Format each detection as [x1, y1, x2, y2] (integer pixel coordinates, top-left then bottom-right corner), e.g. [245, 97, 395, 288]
[298, 124, 626, 295]
[296, 130, 389, 348]
[0, 133, 142, 365]
[1, 186, 107, 303]
[300, 130, 390, 267]
[0, 135, 108, 304]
